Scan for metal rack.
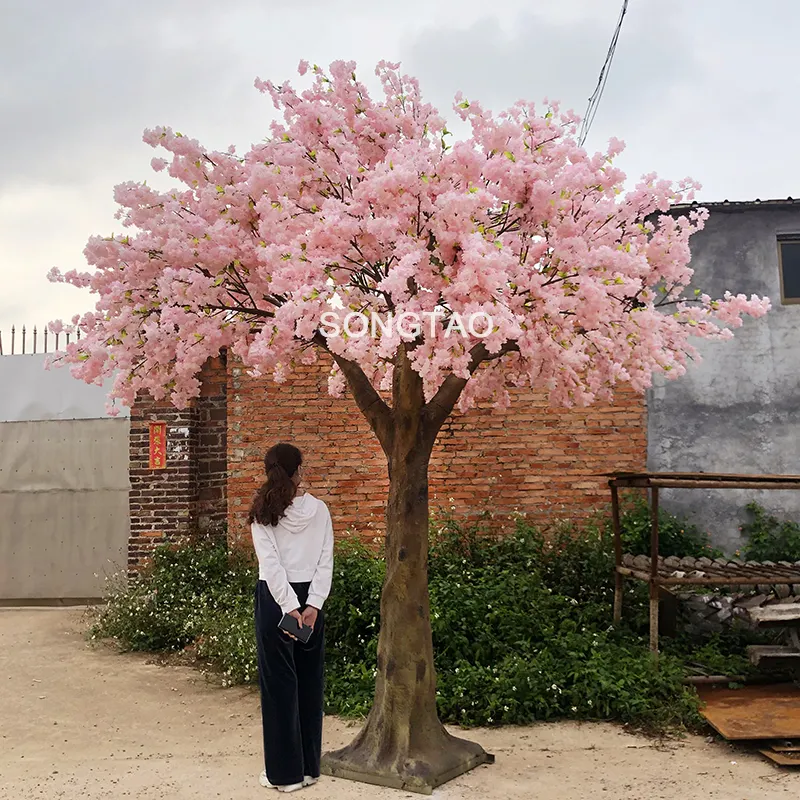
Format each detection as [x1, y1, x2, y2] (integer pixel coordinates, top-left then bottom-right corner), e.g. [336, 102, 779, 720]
[607, 472, 800, 653]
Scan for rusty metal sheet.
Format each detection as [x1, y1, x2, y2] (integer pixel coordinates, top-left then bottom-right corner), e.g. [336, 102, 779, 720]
[698, 684, 800, 740]
[760, 749, 800, 766]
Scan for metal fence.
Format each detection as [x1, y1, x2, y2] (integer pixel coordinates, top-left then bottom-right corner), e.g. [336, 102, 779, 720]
[0, 325, 82, 355]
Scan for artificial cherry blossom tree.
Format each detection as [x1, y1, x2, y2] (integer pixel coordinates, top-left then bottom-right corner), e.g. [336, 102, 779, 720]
[50, 60, 769, 792]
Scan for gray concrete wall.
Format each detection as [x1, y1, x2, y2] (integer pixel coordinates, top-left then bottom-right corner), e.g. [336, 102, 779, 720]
[0, 355, 130, 601]
[647, 205, 800, 553]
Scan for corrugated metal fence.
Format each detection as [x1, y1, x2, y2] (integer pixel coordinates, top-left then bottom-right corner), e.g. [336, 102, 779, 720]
[0, 329, 130, 604]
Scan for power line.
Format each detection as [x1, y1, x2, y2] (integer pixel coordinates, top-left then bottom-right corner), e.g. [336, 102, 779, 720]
[577, 0, 629, 147]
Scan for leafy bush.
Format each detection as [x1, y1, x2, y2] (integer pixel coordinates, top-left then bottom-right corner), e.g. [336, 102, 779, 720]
[92, 504, 751, 733]
[92, 538, 244, 651]
[742, 502, 800, 562]
[615, 494, 722, 559]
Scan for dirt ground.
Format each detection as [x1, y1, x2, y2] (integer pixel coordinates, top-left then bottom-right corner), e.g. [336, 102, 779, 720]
[1, 608, 799, 800]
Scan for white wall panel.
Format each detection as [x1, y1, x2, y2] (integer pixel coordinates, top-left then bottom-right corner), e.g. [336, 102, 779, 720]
[0, 354, 129, 422]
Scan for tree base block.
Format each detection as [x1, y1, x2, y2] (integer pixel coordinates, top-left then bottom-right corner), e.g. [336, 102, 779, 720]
[321, 736, 494, 795]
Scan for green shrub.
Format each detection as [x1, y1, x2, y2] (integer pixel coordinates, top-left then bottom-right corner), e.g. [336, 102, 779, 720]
[195, 590, 258, 686]
[92, 507, 753, 734]
[91, 538, 242, 651]
[615, 495, 722, 559]
[742, 502, 800, 562]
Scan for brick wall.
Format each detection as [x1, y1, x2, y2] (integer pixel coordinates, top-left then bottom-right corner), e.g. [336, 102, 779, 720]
[128, 356, 228, 573]
[227, 354, 647, 547]
[129, 399, 197, 573]
[196, 354, 228, 534]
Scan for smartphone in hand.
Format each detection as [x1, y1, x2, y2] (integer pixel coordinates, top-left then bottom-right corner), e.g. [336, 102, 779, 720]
[278, 613, 314, 643]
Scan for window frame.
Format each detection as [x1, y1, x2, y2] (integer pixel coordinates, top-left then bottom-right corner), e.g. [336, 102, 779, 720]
[777, 234, 800, 305]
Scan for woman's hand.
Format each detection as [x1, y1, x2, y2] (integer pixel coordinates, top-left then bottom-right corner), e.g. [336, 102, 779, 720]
[302, 606, 319, 631]
[282, 609, 304, 640]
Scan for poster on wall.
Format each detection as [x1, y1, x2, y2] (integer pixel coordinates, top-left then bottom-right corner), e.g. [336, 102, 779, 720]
[149, 422, 167, 469]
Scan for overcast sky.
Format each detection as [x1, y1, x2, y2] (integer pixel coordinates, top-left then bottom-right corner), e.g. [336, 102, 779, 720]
[1, 0, 798, 338]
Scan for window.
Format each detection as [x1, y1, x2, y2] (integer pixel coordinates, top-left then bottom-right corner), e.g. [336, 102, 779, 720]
[778, 236, 800, 304]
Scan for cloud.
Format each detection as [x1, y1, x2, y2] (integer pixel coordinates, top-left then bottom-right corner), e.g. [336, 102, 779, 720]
[400, 0, 800, 202]
[0, 0, 260, 186]
[3, 0, 800, 333]
[400, 3, 699, 137]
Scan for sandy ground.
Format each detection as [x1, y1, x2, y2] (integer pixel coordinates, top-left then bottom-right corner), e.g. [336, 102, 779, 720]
[1, 609, 799, 800]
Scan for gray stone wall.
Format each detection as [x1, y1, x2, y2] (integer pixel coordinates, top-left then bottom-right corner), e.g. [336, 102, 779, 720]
[648, 204, 800, 553]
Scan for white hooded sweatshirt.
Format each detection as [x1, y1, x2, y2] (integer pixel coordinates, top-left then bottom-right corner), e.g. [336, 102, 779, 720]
[250, 492, 334, 614]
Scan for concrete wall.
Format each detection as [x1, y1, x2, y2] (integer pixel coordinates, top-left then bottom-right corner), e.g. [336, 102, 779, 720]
[648, 204, 800, 552]
[0, 355, 130, 602]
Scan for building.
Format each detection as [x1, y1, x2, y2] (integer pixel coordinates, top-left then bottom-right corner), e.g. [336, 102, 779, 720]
[649, 198, 800, 551]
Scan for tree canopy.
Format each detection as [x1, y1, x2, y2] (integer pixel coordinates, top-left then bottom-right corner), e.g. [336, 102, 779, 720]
[50, 59, 768, 415]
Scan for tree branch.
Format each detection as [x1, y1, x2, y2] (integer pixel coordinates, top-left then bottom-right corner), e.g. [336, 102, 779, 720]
[423, 340, 520, 438]
[204, 304, 275, 318]
[312, 333, 394, 452]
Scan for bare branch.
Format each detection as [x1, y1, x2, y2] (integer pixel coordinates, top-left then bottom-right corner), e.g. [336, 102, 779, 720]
[423, 340, 520, 436]
[312, 333, 394, 452]
[205, 304, 275, 319]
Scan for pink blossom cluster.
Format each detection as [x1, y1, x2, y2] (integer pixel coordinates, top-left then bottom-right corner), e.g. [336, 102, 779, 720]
[49, 59, 770, 412]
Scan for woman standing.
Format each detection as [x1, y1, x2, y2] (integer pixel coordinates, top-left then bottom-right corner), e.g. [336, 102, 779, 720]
[249, 443, 334, 793]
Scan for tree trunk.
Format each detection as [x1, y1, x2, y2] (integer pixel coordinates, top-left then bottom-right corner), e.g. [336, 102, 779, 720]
[321, 350, 492, 794]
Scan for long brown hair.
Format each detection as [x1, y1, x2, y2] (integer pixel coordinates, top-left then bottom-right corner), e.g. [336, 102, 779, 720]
[248, 443, 303, 527]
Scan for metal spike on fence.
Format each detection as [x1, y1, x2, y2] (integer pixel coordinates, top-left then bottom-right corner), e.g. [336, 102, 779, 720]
[0, 323, 85, 355]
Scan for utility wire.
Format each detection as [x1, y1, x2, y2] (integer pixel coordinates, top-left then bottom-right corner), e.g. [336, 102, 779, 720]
[577, 0, 629, 147]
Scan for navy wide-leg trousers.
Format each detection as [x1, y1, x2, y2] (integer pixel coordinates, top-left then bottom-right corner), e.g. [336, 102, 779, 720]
[254, 579, 325, 786]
